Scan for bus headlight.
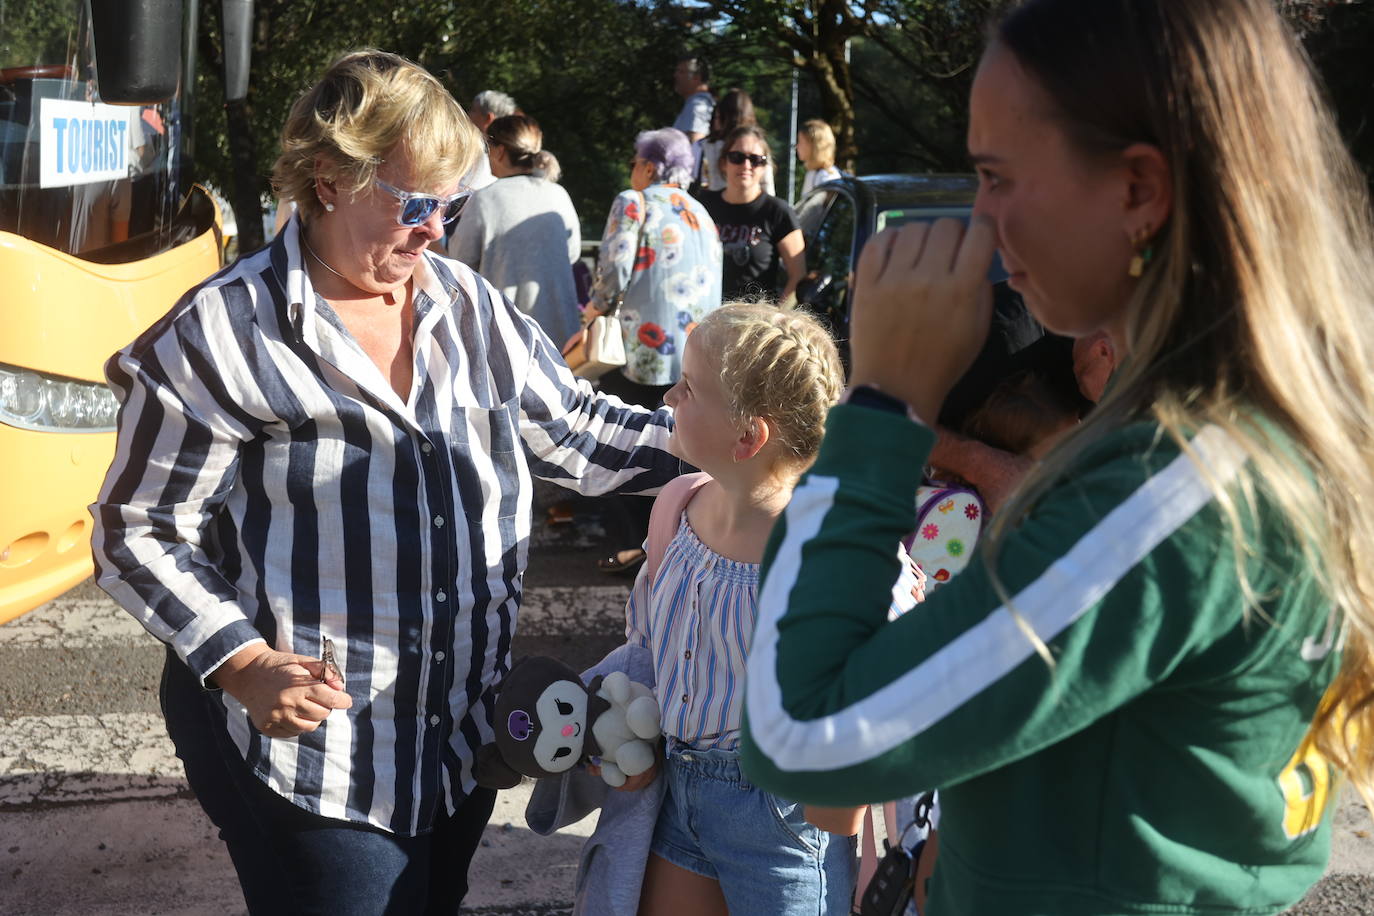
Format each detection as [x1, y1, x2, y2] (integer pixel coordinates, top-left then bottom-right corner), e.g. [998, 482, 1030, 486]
[0, 364, 119, 433]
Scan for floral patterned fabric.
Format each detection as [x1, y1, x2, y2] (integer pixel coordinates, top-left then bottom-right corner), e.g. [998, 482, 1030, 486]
[906, 482, 986, 592]
[590, 184, 723, 386]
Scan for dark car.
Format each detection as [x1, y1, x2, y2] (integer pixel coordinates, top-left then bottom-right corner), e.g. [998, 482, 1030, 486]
[794, 173, 1087, 429]
[795, 173, 1003, 350]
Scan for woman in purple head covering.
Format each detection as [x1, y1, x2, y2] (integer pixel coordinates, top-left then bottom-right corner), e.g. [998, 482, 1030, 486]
[567, 128, 723, 574]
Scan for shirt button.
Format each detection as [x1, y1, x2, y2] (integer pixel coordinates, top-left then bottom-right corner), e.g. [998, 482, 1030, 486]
[436, 590, 447, 603]
[684, 650, 692, 660]
[435, 651, 446, 662]
[681, 694, 688, 704]
[429, 714, 440, 726]
[433, 515, 445, 528]
[420, 442, 433, 454]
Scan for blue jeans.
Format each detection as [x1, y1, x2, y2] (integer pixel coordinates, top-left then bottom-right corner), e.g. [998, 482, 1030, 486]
[160, 649, 496, 916]
[650, 741, 857, 916]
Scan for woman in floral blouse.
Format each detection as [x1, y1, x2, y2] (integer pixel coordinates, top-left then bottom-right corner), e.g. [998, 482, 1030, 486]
[569, 127, 723, 573]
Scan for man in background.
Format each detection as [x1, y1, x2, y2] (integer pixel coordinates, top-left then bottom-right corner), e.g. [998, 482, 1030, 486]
[672, 56, 713, 182]
[431, 89, 521, 251]
[464, 89, 518, 192]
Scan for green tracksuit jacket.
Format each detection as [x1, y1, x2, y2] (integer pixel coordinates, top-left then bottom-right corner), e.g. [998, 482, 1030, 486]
[740, 404, 1339, 915]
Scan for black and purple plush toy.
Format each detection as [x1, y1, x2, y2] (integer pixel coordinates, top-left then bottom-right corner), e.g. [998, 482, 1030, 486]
[474, 656, 661, 789]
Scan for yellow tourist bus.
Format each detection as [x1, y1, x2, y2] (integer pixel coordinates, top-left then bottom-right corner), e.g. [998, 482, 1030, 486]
[0, 0, 224, 623]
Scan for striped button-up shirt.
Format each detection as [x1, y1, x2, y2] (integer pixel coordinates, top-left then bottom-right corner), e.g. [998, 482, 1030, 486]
[92, 217, 677, 835]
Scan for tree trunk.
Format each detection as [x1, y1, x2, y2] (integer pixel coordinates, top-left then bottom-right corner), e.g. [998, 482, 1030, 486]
[821, 44, 857, 171]
[801, 0, 859, 171]
[224, 97, 264, 252]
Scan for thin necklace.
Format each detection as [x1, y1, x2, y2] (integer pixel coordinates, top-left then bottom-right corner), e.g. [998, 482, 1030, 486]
[299, 229, 353, 285]
[301, 228, 406, 307]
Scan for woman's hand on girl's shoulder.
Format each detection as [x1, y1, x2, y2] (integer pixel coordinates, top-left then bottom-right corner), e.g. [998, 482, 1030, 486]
[848, 217, 996, 424]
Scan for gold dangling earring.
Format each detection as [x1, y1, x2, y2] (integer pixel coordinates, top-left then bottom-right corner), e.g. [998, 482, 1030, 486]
[1128, 225, 1153, 278]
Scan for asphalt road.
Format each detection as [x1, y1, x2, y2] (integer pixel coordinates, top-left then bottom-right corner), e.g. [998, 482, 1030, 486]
[2, 483, 1373, 914]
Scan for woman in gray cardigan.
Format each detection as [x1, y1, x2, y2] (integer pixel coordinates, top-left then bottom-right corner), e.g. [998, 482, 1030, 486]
[449, 114, 582, 344]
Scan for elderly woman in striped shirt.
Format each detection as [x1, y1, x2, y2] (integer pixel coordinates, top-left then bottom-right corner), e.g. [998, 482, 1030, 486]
[91, 50, 679, 914]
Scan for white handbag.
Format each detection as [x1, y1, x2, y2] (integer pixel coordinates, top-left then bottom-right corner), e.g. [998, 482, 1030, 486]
[568, 191, 645, 380]
[571, 307, 627, 380]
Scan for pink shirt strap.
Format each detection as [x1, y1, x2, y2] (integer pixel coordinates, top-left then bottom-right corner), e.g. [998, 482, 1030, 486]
[645, 472, 712, 584]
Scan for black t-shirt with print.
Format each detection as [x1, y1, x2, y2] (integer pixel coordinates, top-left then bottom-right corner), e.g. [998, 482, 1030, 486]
[697, 189, 800, 299]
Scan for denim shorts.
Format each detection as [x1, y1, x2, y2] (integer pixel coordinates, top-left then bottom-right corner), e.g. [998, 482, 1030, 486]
[650, 740, 857, 916]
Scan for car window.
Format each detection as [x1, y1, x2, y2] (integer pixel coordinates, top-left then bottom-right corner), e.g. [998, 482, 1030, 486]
[0, 5, 180, 259]
[796, 188, 834, 240]
[877, 206, 972, 232]
[876, 207, 1008, 283]
[807, 193, 855, 276]
[801, 192, 856, 348]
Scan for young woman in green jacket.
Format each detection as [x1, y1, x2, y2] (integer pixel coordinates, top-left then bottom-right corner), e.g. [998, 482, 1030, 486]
[740, 1, 1374, 914]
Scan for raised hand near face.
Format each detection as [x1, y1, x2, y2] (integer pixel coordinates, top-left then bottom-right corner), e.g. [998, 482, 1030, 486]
[848, 217, 996, 424]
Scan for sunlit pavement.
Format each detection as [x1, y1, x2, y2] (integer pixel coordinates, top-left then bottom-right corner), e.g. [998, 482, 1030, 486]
[3, 480, 1374, 913]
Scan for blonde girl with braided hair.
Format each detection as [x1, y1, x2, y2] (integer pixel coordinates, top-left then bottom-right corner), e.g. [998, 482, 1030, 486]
[609, 302, 919, 916]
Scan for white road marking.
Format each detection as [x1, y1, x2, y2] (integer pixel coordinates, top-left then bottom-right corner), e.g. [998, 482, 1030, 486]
[0, 580, 633, 648]
[0, 712, 181, 806]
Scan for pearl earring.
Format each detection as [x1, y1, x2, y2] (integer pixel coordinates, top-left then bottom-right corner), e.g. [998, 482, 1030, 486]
[323, 201, 335, 213]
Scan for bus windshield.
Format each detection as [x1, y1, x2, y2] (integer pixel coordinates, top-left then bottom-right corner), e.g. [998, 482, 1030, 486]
[0, 0, 185, 260]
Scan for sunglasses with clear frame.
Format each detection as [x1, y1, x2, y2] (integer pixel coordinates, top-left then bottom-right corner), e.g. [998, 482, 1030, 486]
[374, 177, 471, 226]
[725, 150, 769, 168]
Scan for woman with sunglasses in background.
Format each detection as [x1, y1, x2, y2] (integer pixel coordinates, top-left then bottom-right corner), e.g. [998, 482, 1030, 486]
[448, 114, 582, 345]
[697, 125, 805, 302]
[697, 88, 776, 197]
[91, 50, 680, 915]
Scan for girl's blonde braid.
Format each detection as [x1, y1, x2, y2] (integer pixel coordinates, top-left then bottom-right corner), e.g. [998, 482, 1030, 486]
[697, 302, 845, 468]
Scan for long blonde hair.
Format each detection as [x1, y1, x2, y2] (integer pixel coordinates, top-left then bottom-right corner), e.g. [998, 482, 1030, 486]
[798, 119, 836, 171]
[987, 0, 1374, 798]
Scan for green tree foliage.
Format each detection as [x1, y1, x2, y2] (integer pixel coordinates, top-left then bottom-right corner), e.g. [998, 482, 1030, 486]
[685, 0, 1374, 184]
[851, 2, 1009, 172]
[191, 0, 691, 244]
[186, 0, 1374, 242]
[0, 0, 82, 68]
[686, 0, 869, 170]
[191, 0, 444, 239]
[435, 0, 688, 236]
[684, 1, 1007, 174]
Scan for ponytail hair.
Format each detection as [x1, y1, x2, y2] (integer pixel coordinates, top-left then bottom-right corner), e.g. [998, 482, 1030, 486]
[487, 114, 542, 172]
[531, 150, 561, 183]
[798, 119, 836, 170]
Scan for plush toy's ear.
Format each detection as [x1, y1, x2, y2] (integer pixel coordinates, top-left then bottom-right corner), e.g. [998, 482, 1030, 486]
[472, 742, 524, 790]
[588, 692, 612, 725]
